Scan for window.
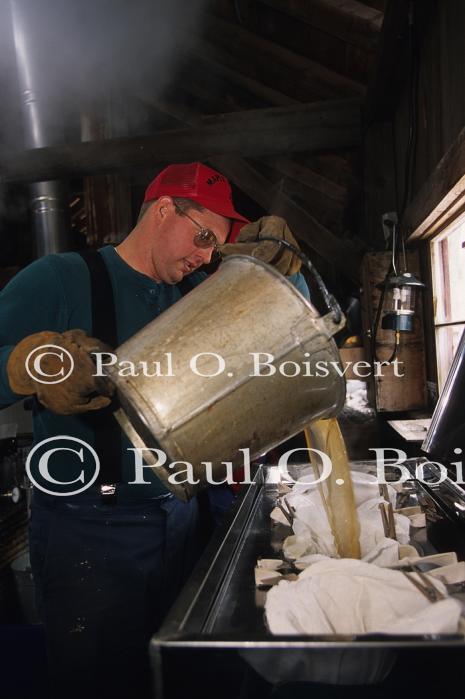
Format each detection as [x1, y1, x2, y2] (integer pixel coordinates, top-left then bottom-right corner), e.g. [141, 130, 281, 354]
[430, 216, 465, 391]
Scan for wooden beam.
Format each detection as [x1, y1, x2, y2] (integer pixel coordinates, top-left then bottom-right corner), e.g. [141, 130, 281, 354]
[213, 155, 361, 282]
[257, 0, 383, 52]
[1, 100, 362, 184]
[405, 123, 465, 241]
[202, 13, 366, 101]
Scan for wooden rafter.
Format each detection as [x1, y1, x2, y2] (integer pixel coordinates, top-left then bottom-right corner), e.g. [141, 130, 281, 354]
[257, 157, 348, 236]
[202, 13, 366, 101]
[261, 174, 345, 238]
[261, 155, 348, 202]
[257, 0, 383, 52]
[188, 43, 299, 107]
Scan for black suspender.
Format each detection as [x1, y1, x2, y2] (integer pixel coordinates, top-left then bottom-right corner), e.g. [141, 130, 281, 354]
[79, 250, 118, 349]
[79, 249, 121, 487]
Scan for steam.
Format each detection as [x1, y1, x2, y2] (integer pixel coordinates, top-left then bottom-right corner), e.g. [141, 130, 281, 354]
[0, 0, 209, 146]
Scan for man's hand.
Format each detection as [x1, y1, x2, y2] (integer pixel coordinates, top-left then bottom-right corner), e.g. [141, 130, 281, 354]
[219, 216, 302, 275]
[7, 329, 115, 415]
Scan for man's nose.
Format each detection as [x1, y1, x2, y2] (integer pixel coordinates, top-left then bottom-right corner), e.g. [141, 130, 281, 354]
[199, 246, 214, 263]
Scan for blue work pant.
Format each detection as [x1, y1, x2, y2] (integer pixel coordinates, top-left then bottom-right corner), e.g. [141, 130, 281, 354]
[29, 491, 198, 699]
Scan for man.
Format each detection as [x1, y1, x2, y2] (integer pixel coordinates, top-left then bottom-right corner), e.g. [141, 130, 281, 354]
[0, 162, 308, 698]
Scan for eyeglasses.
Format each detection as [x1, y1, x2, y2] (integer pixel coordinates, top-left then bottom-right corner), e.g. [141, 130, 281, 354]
[174, 203, 222, 261]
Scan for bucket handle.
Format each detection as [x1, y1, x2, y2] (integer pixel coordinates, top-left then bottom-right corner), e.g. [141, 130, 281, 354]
[260, 236, 344, 325]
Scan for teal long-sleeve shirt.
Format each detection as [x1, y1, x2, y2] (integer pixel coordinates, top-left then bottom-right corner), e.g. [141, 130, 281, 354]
[0, 246, 309, 498]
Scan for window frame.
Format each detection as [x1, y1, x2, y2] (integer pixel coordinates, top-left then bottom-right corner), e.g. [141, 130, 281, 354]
[428, 213, 465, 393]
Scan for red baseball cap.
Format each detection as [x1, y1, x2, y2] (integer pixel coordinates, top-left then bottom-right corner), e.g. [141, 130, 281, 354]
[143, 163, 249, 238]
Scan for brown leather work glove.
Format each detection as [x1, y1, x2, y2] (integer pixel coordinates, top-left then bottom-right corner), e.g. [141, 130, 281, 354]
[7, 329, 115, 415]
[219, 216, 302, 275]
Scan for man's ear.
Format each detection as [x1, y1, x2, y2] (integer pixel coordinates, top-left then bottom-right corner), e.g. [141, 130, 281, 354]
[157, 196, 174, 220]
[143, 196, 173, 227]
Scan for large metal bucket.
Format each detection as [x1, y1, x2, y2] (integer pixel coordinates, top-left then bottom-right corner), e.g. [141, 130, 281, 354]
[107, 256, 346, 501]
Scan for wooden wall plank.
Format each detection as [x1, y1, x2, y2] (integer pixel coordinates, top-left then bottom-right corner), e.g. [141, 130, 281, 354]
[363, 121, 397, 247]
[365, 0, 409, 123]
[392, 1, 465, 240]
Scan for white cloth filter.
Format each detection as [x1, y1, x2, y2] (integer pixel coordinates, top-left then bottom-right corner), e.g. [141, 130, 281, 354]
[283, 472, 409, 565]
[265, 558, 462, 636]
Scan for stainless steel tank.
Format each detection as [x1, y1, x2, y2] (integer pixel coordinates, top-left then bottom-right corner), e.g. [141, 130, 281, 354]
[108, 256, 346, 501]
